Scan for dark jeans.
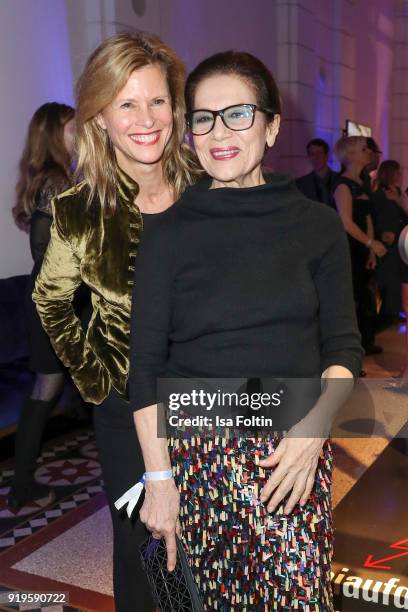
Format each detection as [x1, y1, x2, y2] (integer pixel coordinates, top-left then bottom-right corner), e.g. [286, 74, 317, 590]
[93, 390, 154, 612]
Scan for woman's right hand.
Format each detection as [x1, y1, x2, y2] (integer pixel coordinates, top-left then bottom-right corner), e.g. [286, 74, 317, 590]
[371, 239, 387, 258]
[139, 479, 181, 571]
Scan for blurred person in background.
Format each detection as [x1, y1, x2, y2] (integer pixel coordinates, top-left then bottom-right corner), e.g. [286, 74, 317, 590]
[334, 136, 387, 357]
[296, 138, 339, 208]
[361, 136, 382, 194]
[9, 103, 76, 511]
[371, 160, 408, 326]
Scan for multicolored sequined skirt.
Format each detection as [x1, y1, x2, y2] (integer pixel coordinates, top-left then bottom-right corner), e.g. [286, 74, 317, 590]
[169, 436, 333, 612]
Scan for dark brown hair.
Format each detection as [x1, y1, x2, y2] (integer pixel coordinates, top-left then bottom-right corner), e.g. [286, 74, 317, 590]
[376, 160, 400, 190]
[306, 138, 329, 155]
[13, 102, 74, 231]
[185, 50, 281, 119]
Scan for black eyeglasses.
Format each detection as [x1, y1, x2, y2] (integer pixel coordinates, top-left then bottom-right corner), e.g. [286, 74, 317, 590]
[186, 104, 273, 135]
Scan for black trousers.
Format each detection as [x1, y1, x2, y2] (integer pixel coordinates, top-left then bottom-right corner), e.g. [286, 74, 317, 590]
[351, 257, 376, 349]
[93, 390, 154, 612]
[376, 245, 403, 317]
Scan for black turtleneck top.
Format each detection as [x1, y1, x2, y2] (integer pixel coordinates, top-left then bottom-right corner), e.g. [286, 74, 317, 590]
[129, 174, 363, 410]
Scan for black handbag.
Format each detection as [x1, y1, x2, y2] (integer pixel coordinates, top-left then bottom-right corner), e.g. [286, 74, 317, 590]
[140, 535, 204, 612]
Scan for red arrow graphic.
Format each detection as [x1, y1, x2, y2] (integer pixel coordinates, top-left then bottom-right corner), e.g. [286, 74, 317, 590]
[364, 538, 408, 570]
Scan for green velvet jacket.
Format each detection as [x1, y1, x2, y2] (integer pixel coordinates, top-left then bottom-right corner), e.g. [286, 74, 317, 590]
[32, 172, 142, 405]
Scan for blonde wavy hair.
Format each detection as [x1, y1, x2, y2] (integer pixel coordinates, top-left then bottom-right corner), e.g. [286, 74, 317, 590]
[76, 31, 202, 213]
[334, 135, 367, 167]
[13, 102, 74, 230]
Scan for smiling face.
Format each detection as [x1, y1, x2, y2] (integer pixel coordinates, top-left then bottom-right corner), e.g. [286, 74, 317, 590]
[191, 73, 280, 188]
[97, 63, 173, 177]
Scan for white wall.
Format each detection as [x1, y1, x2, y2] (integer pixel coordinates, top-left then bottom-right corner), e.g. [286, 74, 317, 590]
[65, 0, 116, 83]
[0, 0, 74, 277]
[113, 0, 279, 74]
[271, 0, 395, 177]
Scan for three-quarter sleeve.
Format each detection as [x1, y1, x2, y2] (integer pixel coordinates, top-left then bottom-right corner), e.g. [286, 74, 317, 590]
[129, 218, 176, 411]
[32, 201, 110, 404]
[314, 215, 364, 377]
[30, 177, 70, 264]
[29, 210, 53, 264]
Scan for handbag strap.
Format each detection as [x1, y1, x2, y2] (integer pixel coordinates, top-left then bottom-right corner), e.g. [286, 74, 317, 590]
[176, 537, 205, 612]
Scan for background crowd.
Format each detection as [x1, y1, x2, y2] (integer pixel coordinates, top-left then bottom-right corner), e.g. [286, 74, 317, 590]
[296, 134, 408, 378]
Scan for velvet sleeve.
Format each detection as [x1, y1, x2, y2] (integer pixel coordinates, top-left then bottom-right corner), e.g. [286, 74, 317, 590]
[32, 201, 110, 404]
[128, 217, 175, 411]
[314, 215, 364, 378]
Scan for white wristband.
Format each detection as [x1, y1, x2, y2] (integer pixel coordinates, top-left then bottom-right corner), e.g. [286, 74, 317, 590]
[366, 238, 373, 248]
[145, 470, 173, 481]
[114, 470, 174, 518]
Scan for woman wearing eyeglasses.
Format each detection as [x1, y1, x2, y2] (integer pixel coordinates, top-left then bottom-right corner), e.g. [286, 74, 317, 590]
[128, 52, 363, 611]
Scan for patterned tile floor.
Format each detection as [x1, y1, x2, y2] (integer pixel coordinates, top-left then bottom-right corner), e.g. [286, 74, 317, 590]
[0, 429, 112, 612]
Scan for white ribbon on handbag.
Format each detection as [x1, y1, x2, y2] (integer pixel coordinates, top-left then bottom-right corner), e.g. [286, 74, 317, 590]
[114, 470, 173, 518]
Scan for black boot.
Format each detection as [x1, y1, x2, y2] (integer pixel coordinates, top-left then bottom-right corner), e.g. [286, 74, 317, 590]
[8, 398, 56, 511]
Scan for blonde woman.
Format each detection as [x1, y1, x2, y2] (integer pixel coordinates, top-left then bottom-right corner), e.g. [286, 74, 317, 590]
[33, 33, 202, 611]
[9, 103, 75, 512]
[334, 136, 387, 355]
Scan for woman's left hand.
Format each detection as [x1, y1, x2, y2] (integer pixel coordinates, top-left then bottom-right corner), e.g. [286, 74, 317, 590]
[259, 431, 326, 514]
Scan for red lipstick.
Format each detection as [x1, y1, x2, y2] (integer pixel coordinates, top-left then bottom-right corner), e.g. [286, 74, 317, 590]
[210, 147, 240, 160]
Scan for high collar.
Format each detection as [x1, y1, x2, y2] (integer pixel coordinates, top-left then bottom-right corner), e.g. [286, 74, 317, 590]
[116, 167, 139, 203]
[178, 173, 301, 217]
